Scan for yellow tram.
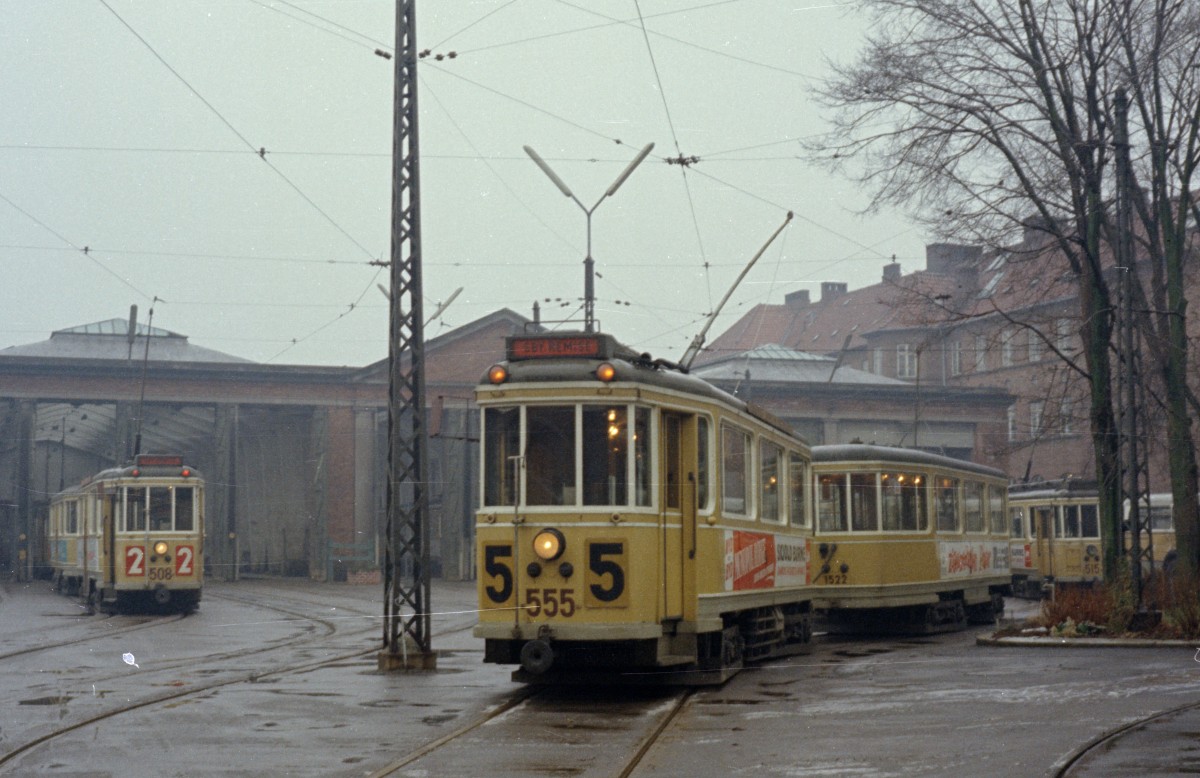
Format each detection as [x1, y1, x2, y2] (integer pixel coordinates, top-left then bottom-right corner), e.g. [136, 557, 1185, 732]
[473, 332, 1017, 683]
[474, 332, 815, 684]
[48, 454, 204, 613]
[1007, 481, 1177, 597]
[810, 445, 1011, 630]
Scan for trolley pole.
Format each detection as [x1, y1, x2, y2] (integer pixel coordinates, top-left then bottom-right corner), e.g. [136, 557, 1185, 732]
[379, 0, 435, 672]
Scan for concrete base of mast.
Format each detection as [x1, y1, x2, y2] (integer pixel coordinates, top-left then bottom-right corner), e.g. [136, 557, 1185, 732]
[377, 636, 438, 671]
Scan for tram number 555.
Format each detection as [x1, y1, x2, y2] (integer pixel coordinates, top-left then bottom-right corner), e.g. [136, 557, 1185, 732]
[481, 540, 628, 610]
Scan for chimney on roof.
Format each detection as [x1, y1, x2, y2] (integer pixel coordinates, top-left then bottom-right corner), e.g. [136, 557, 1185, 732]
[1021, 214, 1056, 247]
[882, 262, 902, 282]
[820, 282, 848, 302]
[785, 289, 811, 307]
[925, 243, 982, 274]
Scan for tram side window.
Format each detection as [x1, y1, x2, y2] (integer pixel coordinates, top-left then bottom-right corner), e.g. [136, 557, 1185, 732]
[963, 481, 985, 532]
[1010, 507, 1026, 538]
[1059, 505, 1082, 538]
[881, 472, 925, 531]
[126, 487, 147, 532]
[483, 407, 520, 507]
[583, 405, 629, 506]
[697, 417, 710, 511]
[817, 473, 848, 532]
[935, 477, 960, 532]
[1081, 504, 1099, 537]
[526, 406, 577, 505]
[635, 407, 651, 507]
[66, 502, 78, 534]
[176, 487, 195, 531]
[760, 441, 782, 523]
[721, 425, 751, 516]
[989, 487, 1006, 534]
[789, 453, 809, 528]
[1149, 505, 1173, 532]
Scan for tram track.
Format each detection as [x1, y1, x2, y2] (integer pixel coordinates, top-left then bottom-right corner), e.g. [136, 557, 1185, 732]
[367, 685, 695, 777]
[1052, 698, 1200, 777]
[0, 584, 477, 773]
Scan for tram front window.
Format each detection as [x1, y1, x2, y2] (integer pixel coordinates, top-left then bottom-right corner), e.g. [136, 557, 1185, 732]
[817, 473, 847, 532]
[126, 487, 147, 532]
[583, 406, 628, 505]
[149, 488, 173, 531]
[526, 406, 576, 505]
[483, 407, 520, 507]
[881, 472, 924, 531]
[176, 487, 195, 531]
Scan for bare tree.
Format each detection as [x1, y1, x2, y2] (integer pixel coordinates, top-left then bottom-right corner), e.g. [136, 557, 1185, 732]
[1111, 0, 1200, 576]
[811, 0, 1199, 575]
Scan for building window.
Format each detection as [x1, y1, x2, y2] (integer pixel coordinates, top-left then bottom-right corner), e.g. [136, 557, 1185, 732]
[1061, 398, 1074, 434]
[1007, 405, 1017, 441]
[974, 334, 987, 372]
[1030, 401, 1044, 437]
[949, 340, 962, 376]
[1055, 318, 1072, 352]
[873, 347, 883, 375]
[1001, 328, 1015, 367]
[897, 344, 917, 379]
[1028, 329, 1042, 362]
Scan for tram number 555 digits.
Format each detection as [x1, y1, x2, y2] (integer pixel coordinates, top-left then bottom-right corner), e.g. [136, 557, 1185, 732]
[481, 540, 628, 611]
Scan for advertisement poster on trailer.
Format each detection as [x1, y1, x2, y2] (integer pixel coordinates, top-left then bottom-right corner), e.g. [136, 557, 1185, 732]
[723, 530, 810, 591]
[938, 540, 1011, 578]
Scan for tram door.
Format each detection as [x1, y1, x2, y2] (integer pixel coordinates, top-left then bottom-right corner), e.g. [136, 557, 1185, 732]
[1033, 505, 1055, 580]
[103, 491, 117, 589]
[661, 412, 695, 621]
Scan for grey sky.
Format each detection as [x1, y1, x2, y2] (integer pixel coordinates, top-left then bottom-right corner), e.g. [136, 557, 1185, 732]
[1, 0, 923, 367]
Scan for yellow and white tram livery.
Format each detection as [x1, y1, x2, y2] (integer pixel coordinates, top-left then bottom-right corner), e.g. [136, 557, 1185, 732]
[48, 454, 204, 613]
[1007, 481, 1177, 597]
[474, 332, 815, 683]
[810, 444, 1011, 630]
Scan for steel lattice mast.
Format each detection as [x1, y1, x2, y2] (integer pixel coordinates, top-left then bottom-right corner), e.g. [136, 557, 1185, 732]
[1114, 88, 1152, 606]
[379, 0, 435, 671]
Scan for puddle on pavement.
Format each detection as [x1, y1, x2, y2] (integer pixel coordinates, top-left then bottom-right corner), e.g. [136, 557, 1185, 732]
[20, 696, 72, 705]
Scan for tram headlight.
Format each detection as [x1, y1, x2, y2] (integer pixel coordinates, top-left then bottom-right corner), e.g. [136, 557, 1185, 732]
[595, 362, 616, 382]
[154, 541, 169, 556]
[487, 364, 509, 385]
[532, 528, 565, 561]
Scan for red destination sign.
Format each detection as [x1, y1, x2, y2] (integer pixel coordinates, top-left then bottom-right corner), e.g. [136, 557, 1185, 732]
[510, 336, 602, 359]
[135, 455, 184, 467]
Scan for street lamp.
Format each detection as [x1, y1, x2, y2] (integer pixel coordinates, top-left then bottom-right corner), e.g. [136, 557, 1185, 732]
[523, 142, 655, 333]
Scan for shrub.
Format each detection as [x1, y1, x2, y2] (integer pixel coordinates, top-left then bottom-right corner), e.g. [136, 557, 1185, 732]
[1145, 572, 1200, 639]
[1034, 584, 1114, 632]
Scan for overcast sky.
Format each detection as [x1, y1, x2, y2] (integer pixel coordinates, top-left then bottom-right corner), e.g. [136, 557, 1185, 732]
[1, 0, 925, 367]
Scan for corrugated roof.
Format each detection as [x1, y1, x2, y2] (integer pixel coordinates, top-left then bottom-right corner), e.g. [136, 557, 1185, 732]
[692, 343, 905, 386]
[1, 318, 253, 363]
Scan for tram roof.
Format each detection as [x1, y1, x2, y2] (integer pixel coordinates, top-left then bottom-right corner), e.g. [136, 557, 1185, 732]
[484, 332, 804, 441]
[812, 443, 1006, 479]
